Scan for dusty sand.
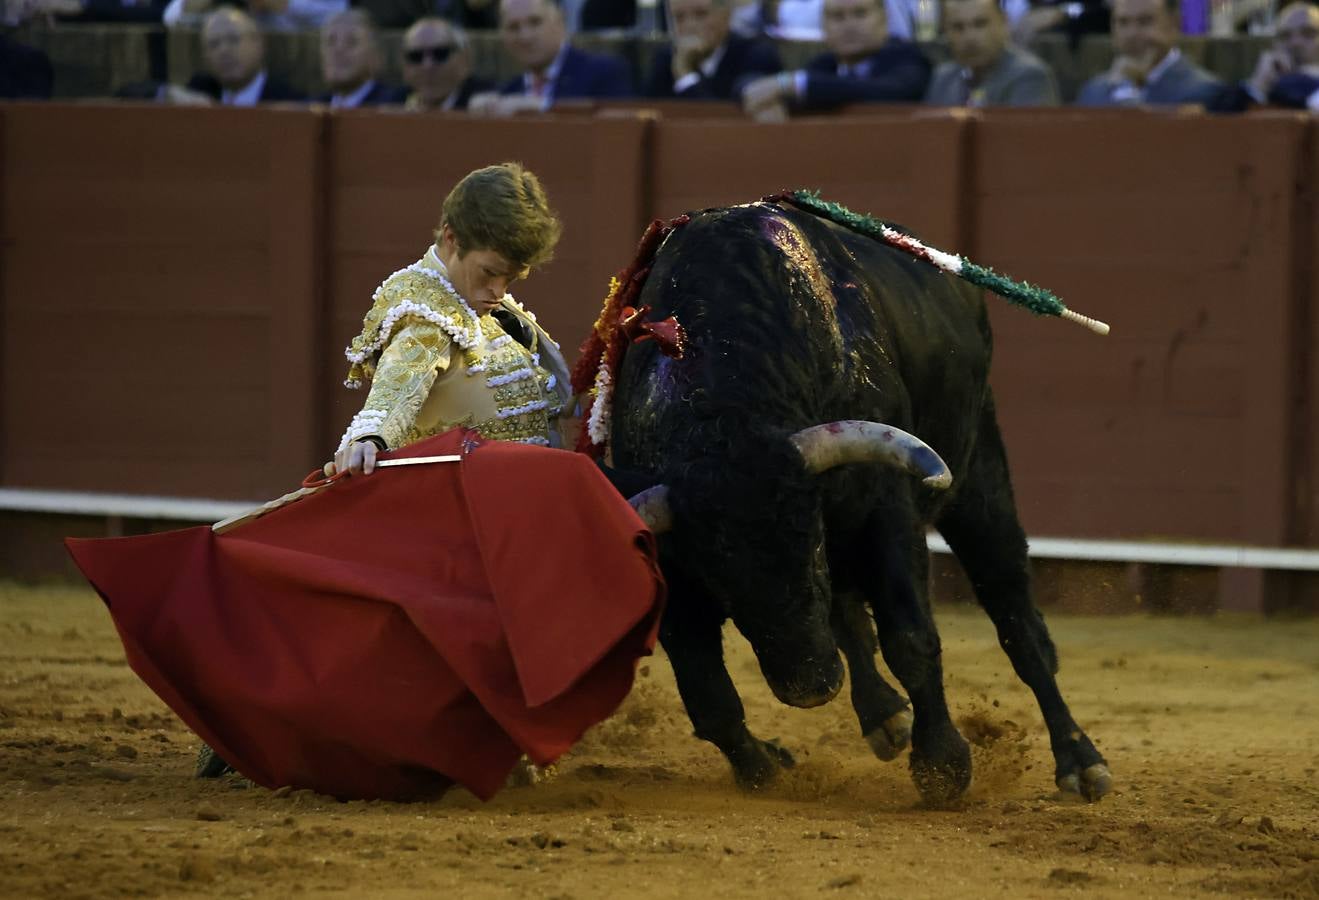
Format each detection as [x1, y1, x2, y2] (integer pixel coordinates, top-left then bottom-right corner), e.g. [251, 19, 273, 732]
[1, 581, 1316, 900]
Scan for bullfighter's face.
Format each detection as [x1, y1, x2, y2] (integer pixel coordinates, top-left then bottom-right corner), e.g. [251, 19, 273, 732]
[436, 225, 528, 314]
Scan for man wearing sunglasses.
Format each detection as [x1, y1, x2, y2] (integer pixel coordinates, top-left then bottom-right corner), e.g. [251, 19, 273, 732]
[401, 16, 492, 110]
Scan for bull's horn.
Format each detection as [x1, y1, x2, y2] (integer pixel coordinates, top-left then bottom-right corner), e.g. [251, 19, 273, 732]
[790, 421, 952, 489]
[628, 484, 673, 534]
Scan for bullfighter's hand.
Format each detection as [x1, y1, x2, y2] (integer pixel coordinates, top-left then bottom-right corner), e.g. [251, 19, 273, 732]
[557, 412, 583, 450]
[332, 439, 378, 477]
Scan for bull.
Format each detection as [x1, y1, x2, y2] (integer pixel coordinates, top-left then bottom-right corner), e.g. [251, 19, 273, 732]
[590, 198, 1112, 804]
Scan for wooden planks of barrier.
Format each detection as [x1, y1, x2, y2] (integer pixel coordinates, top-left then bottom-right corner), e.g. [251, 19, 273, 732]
[0, 104, 323, 500]
[648, 112, 970, 249]
[971, 111, 1308, 548]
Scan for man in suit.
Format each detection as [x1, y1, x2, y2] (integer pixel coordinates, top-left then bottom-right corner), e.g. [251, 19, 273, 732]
[645, 0, 781, 99]
[923, 0, 1059, 106]
[318, 9, 406, 107]
[1075, 0, 1221, 106]
[182, 6, 305, 104]
[741, 0, 930, 121]
[0, 34, 53, 98]
[469, 0, 633, 115]
[401, 18, 493, 111]
[1210, 2, 1319, 112]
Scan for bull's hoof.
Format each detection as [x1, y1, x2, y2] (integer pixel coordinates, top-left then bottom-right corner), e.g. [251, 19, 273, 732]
[910, 729, 972, 807]
[1057, 763, 1112, 802]
[1053, 731, 1111, 802]
[865, 709, 913, 762]
[730, 737, 795, 791]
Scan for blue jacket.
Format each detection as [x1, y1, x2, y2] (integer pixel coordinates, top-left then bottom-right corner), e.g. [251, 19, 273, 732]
[499, 44, 634, 101]
[799, 39, 931, 109]
[318, 81, 409, 107]
[646, 33, 782, 100]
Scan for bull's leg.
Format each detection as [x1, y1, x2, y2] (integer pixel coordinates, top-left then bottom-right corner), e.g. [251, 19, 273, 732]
[830, 591, 912, 761]
[660, 568, 795, 789]
[935, 400, 1112, 802]
[860, 504, 972, 805]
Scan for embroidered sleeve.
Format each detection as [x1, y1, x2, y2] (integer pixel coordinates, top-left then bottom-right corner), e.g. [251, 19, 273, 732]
[338, 320, 452, 452]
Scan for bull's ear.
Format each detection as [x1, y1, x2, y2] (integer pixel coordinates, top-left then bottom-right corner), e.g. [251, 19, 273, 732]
[594, 460, 660, 500]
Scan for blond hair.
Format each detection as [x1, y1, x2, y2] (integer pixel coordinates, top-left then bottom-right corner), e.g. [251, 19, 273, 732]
[438, 163, 561, 269]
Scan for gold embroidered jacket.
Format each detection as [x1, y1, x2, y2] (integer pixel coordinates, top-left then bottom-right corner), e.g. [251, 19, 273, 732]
[339, 247, 573, 451]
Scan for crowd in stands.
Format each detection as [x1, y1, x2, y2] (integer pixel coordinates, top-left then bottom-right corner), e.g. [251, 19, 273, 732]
[2, 0, 1318, 112]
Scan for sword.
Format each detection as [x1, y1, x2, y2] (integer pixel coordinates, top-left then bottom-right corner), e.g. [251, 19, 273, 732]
[212, 454, 462, 535]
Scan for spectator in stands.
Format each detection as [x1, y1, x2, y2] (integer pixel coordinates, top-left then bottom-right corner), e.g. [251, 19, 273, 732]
[163, 0, 346, 31]
[318, 9, 405, 107]
[0, 33, 53, 98]
[1210, 2, 1319, 111]
[400, 17, 491, 110]
[180, 6, 305, 104]
[740, 0, 930, 121]
[1075, 0, 1221, 106]
[924, 0, 1059, 105]
[469, 0, 633, 115]
[646, 0, 781, 99]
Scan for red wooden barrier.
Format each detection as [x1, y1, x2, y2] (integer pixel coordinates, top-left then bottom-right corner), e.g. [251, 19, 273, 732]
[0, 104, 322, 499]
[648, 113, 969, 250]
[0, 105, 1315, 577]
[972, 111, 1309, 545]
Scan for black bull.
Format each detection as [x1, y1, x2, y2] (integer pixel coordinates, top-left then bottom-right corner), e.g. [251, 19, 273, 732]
[605, 201, 1112, 803]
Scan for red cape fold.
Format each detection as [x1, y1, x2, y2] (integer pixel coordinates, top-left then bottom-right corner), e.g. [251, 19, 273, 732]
[65, 430, 664, 801]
